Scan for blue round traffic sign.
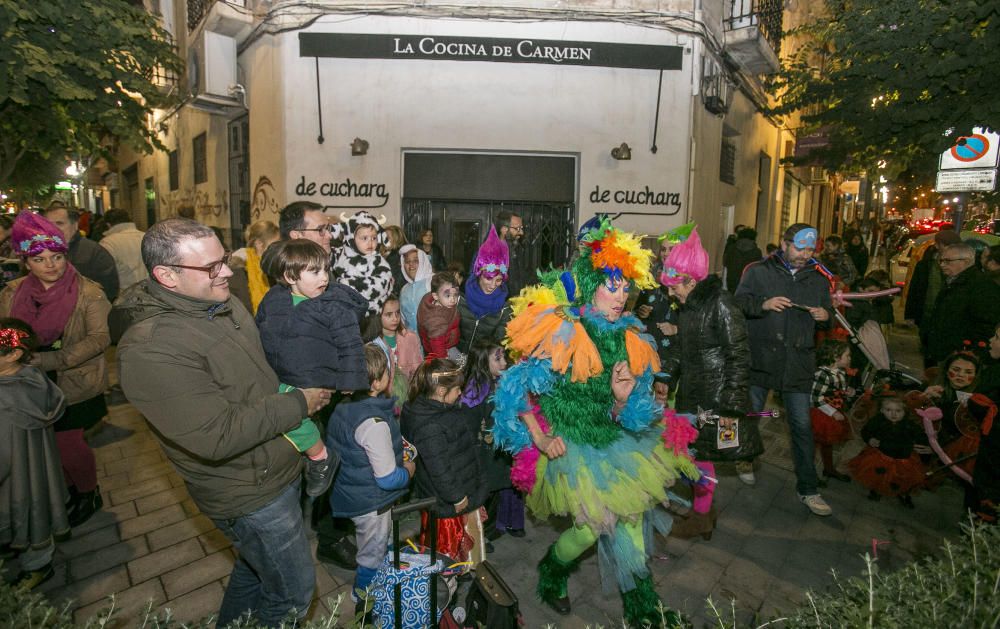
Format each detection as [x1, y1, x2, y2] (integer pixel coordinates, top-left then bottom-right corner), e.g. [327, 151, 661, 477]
[951, 134, 990, 162]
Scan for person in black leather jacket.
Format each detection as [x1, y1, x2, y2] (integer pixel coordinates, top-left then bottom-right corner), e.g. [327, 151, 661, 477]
[660, 229, 761, 472]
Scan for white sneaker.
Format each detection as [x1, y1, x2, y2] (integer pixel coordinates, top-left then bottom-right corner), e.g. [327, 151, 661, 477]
[799, 493, 833, 517]
[735, 461, 756, 486]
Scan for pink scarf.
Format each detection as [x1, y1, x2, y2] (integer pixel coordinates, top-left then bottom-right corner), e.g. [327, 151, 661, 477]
[10, 264, 80, 346]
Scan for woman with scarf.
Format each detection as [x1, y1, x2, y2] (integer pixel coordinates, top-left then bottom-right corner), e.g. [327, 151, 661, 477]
[398, 243, 434, 331]
[0, 212, 110, 527]
[491, 217, 699, 627]
[457, 226, 513, 354]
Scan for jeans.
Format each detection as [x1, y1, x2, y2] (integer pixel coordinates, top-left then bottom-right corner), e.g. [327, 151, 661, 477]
[212, 481, 315, 627]
[750, 386, 818, 495]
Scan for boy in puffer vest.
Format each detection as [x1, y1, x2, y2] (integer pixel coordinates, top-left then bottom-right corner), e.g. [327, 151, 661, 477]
[325, 344, 415, 618]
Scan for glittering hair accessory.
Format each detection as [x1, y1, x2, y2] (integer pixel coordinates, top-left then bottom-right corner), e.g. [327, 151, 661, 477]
[661, 227, 709, 286]
[0, 327, 28, 351]
[11, 211, 68, 257]
[473, 225, 509, 279]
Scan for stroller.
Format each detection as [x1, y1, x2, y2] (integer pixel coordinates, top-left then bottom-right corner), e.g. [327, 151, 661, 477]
[830, 297, 923, 393]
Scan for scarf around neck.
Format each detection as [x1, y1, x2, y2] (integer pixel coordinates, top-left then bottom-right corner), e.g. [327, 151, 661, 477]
[464, 275, 508, 318]
[10, 264, 80, 346]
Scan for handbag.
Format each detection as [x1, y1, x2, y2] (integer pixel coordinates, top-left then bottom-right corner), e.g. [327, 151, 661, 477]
[463, 560, 521, 629]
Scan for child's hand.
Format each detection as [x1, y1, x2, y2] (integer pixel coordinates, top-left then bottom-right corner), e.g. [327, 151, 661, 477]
[868, 438, 880, 448]
[636, 304, 652, 319]
[657, 321, 678, 336]
[300, 388, 333, 414]
[403, 460, 416, 477]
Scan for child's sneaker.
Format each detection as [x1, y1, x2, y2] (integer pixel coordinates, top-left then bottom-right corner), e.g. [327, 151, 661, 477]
[305, 456, 335, 497]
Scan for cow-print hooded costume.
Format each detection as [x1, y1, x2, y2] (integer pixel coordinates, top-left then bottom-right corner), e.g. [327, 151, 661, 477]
[329, 211, 393, 316]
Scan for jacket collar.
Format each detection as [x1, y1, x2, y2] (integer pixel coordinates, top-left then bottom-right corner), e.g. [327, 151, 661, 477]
[104, 222, 139, 236]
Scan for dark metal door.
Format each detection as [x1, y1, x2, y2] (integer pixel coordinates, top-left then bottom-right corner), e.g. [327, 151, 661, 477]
[228, 114, 250, 249]
[401, 199, 575, 274]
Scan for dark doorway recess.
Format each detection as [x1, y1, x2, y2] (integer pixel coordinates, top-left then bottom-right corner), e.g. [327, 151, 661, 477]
[402, 152, 577, 274]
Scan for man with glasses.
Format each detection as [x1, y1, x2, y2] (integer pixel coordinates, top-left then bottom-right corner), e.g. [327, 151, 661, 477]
[115, 218, 332, 626]
[735, 223, 835, 517]
[496, 210, 527, 295]
[904, 228, 962, 364]
[924, 241, 1000, 366]
[279, 201, 332, 254]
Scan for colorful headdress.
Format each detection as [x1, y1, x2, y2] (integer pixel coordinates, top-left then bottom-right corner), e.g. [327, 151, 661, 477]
[473, 226, 509, 279]
[661, 227, 709, 286]
[657, 222, 695, 244]
[11, 211, 68, 257]
[572, 216, 655, 304]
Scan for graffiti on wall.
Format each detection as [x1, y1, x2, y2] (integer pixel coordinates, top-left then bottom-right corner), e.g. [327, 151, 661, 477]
[251, 175, 281, 220]
[161, 188, 229, 220]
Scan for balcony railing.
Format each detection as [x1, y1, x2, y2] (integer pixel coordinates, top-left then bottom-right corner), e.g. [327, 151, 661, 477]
[725, 0, 783, 57]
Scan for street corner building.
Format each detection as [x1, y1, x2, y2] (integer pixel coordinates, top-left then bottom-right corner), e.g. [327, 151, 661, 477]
[111, 0, 833, 278]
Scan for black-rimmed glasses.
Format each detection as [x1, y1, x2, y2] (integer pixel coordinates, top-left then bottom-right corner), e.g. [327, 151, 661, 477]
[170, 253, 232, 279]
[297, 225, 332, 234]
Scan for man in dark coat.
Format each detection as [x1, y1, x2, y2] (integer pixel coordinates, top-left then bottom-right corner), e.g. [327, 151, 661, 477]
[43, 206, 119, 301]
[904, 228, 962, 359]
[924, 242, 1000, 366]
[496, 211, 527, 296]
[734, 223, 835, 517]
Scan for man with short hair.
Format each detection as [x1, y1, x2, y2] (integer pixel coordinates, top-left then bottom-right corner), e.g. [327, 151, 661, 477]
[495, 210, 526, 295]
[735, 223, 835, 517]
[115, 218, 332, 627]
[44, 205, 119, 300]
[98, 209, 148, 292]
[924, 242, 1000, 365]
[279, 201, 332, 253]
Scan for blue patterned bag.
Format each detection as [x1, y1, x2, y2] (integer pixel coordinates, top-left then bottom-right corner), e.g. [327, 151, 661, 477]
[370, 549, 445, 628]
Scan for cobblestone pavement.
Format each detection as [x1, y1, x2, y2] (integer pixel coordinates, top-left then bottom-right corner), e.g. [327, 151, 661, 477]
[5, 323, 966, 628]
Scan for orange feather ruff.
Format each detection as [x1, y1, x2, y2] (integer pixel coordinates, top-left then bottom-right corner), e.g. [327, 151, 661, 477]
[625, 329, 660, 375]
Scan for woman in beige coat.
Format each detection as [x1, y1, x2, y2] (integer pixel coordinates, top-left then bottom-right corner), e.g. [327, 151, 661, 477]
[0, 211, 110, 527]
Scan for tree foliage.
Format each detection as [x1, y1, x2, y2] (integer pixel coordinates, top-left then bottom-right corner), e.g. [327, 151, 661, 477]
[772, 1, 1000, 173]
[0, 0, 183, 188]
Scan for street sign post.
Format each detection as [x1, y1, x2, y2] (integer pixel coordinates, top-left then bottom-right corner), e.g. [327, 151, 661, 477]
[935, 168, 997, 192]
[937, 127, 998, 194]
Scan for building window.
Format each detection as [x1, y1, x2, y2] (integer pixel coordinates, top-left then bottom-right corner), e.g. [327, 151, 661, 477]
[168, 150, 179, 190]
[720, 138, 736, 185]
[193, 133, 207, 184]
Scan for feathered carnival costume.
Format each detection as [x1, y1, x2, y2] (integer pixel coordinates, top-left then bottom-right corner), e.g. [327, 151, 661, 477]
[329, 211, 393, 316]
[491, 216, 699, 627]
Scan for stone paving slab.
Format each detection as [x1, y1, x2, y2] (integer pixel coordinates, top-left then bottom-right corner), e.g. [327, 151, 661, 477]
[3, 326, 967, 628]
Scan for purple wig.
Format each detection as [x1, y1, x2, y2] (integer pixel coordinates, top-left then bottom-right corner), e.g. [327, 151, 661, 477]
[473, 225, 509, 279]
[11, 211, 68, 257]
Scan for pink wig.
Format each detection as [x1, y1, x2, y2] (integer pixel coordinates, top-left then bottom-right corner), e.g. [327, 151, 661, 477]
[473, 225, 509, 278]
[660, 227, 708, 286]
[11, 211, 68, 257]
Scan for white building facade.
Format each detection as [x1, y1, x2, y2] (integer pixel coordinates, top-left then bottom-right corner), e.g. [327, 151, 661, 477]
[115, 0, 830, 270]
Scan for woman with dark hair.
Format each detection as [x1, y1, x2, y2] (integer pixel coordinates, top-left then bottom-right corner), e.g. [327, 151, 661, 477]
[418, 228, 446, 272]
[923, 351, 982, 492]
[845, 231, 870, 278]
[0, 212, 110, 527]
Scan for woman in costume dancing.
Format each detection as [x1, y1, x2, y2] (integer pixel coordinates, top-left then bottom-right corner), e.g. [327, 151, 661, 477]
[491, 217, 699, 627]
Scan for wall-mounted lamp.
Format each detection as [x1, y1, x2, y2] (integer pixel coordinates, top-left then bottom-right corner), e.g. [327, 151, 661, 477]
[350, 137, 369, 156]
[611, 142, 632, 160]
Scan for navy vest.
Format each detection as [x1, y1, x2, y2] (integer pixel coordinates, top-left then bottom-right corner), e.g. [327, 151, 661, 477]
[326, 396, 406, 518]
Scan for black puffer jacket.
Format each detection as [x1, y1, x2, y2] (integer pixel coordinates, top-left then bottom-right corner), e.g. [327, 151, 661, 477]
[925, 265, 1000, 365]
[456, 298, 512, 354]
[663, 275, 751, 413]
[734, 254, 833, 393]
[255, 282, 369, 391]
[400, 396, 490, 517]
